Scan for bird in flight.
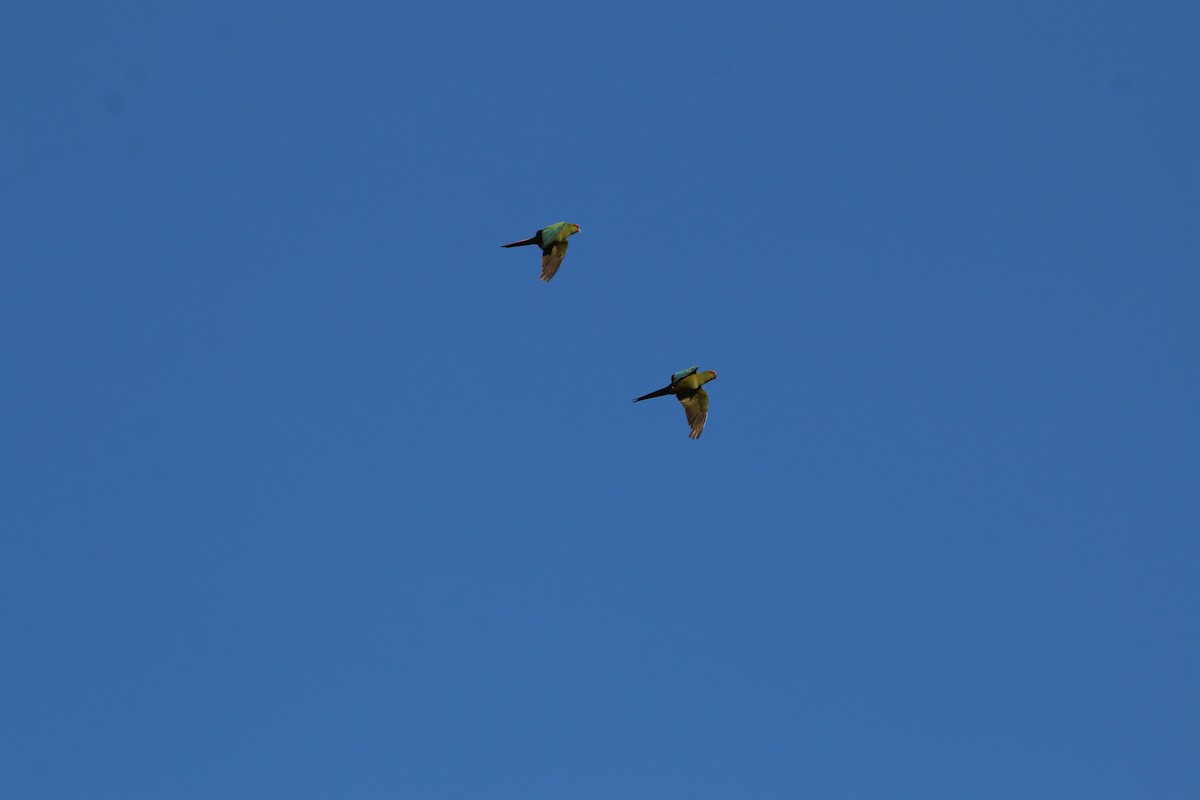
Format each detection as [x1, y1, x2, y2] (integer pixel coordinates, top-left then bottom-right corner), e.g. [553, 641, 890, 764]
[633, 367, 718, 439]
[501, 221, 582, 282]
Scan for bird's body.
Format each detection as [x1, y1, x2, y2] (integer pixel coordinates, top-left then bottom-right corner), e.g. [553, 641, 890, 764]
[633, 368, 718, 439]
[501, 221, 581, 282]
[671, 366, 700, 383]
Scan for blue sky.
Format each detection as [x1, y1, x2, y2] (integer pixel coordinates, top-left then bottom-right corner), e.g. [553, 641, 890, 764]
[2, 2, 1197, 797]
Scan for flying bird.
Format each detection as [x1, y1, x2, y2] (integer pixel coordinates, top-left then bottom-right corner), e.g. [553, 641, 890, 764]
[633, 367, 718, 439]
[501, 221, 581, 282]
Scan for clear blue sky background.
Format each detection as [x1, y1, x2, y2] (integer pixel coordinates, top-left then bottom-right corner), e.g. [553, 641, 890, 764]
[2, 2, 1197, 797]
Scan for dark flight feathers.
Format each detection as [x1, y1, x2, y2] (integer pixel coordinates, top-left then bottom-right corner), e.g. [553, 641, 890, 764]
[633, 369, 717, 439]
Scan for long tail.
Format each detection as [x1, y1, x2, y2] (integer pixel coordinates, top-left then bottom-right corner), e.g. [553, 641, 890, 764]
[501, 236, 539, 248]
[633, 385, 675, 403]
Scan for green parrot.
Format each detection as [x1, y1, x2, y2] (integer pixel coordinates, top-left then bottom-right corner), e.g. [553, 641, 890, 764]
[501, 221, 581, 282]
[633, 367, 718, 439]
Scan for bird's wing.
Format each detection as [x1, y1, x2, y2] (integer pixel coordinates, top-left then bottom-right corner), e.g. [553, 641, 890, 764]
[540, 240, 569, 282]
[679, 388, 709, 439]
[671, 366, 700, 383]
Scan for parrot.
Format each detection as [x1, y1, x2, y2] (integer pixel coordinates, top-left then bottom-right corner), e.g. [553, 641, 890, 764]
[501, 221, 581, 282]
[633, 368, 718, 439]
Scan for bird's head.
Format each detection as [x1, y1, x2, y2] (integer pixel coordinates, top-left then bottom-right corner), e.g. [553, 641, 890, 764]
[706, 370, 718, 381]
[568, 223, 581, 236]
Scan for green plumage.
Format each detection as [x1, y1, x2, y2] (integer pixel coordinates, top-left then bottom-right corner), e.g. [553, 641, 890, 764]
[671, 366, 700, 383]
[500, 221, 582, 282]
[633, 369, 718, 439]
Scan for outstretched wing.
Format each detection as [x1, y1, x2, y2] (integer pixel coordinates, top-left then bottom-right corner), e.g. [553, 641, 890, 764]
[678, 388, 709, 439]
[540, 240, 569, 282]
